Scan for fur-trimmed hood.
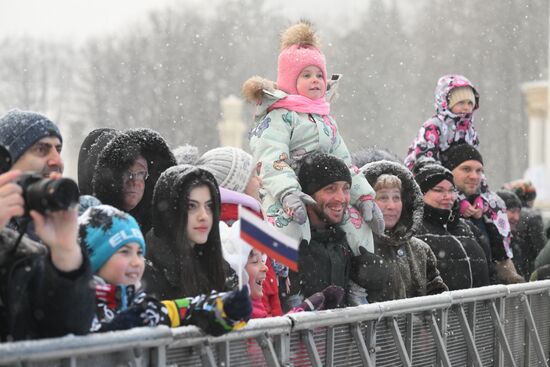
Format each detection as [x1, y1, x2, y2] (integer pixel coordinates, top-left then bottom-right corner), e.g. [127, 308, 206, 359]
[145, 164, 226, 298]
[361, 160, 424, 242]
[242, 76, 278, 105]
[92, 128, 176, 233]
[352, 147, 403, 169]
[151, 165, 221, 240]
[77, 128, 118, 196]
[434, 74, 479, 117]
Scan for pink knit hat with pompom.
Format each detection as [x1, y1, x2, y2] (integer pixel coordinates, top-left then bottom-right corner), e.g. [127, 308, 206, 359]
[276, 22, 327, 96]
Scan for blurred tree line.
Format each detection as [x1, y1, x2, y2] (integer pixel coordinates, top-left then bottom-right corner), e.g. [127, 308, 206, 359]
[0, 0, 547, 185]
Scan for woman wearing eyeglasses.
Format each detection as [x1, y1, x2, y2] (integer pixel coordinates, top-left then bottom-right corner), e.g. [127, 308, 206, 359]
[414, 161, 490, 290]
[91, 128, 177, 234]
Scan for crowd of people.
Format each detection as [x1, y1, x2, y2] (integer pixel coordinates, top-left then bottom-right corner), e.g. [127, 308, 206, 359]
[0, 20, 548, 343]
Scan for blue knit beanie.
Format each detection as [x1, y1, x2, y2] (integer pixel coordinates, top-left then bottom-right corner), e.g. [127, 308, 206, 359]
[78, 195, 102, 216]
[0, 109, 63, 163]
[78, 205, 146, 273]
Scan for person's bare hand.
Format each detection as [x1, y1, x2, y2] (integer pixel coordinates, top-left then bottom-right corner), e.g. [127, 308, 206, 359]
[30, 206, 82, 272]
[0, 170, 24, 230]
[462, 202, 483, 219]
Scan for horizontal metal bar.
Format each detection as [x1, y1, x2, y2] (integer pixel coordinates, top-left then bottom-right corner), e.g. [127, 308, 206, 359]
[169, 317, 293, 348]
[0, 326, 173, 364]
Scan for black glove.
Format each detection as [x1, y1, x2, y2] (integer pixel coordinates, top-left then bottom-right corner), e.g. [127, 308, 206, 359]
[321, 285, 345, 309]
[296, 292, 325, 311]
[223, 285, 252, 322]
[350, 247, 391, 290]
[99, 296, 166, 332]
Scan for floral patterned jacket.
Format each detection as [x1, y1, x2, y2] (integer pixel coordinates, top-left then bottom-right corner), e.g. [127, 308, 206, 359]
[405, 74, 512, 258]
[244, 76, 374, 254]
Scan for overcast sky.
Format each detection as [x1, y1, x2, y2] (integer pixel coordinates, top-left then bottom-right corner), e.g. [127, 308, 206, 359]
[0, 0, 374, 43]
[0, 0, 177, 42]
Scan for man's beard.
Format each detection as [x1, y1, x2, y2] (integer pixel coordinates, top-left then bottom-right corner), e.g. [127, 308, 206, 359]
[313, 202, 345, 226]
[459, 182, 481, 197]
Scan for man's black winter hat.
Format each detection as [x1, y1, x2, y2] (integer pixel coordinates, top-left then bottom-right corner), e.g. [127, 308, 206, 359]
[414, 163, 454, 194]
[440, 143, 483, 172]
[298, 153, 351, 196]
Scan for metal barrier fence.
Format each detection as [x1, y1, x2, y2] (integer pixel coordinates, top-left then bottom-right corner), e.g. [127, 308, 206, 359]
[2, 281, 550, 366]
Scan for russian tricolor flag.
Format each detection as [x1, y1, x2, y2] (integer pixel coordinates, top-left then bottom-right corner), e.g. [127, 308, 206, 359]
[239, 206, 299, 272]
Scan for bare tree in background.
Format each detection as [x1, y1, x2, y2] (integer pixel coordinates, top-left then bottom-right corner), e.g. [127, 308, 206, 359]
[0, 38, 76, 122]
[0, 0, 547, 186]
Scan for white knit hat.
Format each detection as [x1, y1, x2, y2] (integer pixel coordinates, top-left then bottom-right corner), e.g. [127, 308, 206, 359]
[197, 147, 254, 193]
[172, 144, 200, 165]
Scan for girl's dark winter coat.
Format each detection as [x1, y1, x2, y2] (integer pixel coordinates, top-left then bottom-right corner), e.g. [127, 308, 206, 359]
[143, 165, 229, 300]
[90, 128, 177, 234]
[359, 160, 448, 302]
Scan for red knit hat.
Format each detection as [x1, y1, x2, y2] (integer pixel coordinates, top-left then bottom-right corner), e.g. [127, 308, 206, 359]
[276, 22, 327, 96]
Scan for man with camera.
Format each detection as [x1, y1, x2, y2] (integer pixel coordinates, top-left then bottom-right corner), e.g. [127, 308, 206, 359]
[0, 109, 68, 240]
[0, 109, 94, 341]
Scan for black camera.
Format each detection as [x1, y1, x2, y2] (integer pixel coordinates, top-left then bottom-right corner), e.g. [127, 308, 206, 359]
[17, 173, 80, 215]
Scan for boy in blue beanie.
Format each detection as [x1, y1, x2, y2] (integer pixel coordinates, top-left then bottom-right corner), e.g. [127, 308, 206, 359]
[79, 205, 251, 335]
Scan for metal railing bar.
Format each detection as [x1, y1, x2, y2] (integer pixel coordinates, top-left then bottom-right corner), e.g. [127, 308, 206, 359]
[256, 333, 281, 367]
[60, 356, 76, 367]
[456, 305, 483, 367]
[350, 322, 375, 367]
[200, 343, 217, 367]
[365, 320, 378, 364]
[325, 326, 335, 367]
[0, 327, 173, 364]
[428, 311, 452, 367]
[275, 332, 290, 367]
[467, 302, 476, 367]
[150, 345, 166, 367]
[390, 317, 412, 367]
[303, 329, 323, 367]
[438, 308, 449, 367]
[217, 341, 230, 367]
[3, 282, 550, 366]
[488, 300, 518, 367]
[506, 280, 550, 296]
[404, 313, 413, 358]
[169, 319, 292, 348]
[520, 295, 549, 367]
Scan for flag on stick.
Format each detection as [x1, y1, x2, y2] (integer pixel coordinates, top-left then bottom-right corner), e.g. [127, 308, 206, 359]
[239, 206, 299, 272]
